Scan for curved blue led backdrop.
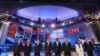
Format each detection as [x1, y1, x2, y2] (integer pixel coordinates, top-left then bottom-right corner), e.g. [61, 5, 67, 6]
[15, 5, 81, 21]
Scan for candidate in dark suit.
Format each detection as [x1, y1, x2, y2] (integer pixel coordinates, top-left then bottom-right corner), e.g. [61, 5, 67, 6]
[84, 38, 94, 56]
[34, 39, 42, 56]
[45, 39, 52, 56]
[13, 39, 23, 56]
[62, 38, 72, 56]
[53, 38, 61, 56]
[24, 39, 31, 56]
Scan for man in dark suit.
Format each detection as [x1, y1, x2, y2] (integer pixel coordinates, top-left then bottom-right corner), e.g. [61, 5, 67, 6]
[53, 38, 61, 56]
[34, 39, 42, 56]
[45, 39, 52, 56]
[24, 39, 31, 56]
[84, 38, 94, 56]
[62, 38, 72, 56]
[13, 39, 23, 56]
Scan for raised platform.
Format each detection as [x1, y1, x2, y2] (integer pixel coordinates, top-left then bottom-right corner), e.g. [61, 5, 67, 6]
[0, 52, 100, 56]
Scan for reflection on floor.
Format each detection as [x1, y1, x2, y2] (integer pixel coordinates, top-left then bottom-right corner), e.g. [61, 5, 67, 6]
[0, 52, 100, 56]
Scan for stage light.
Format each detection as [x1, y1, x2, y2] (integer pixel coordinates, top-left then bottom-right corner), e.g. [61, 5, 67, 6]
[99, 12, 100, 16]
[89, 22, 93, 24]
[62, 22, 65, 25]
[85, 22, 92, 25]
[7, 21, 10, 24]
[51, 24, 55, 28]
[69, 21, 73, 24]
[42, 24, 45, 27]
[30, 22, 34, 26]
[22, 20, 25, 23]
[2, 21, 10, 25]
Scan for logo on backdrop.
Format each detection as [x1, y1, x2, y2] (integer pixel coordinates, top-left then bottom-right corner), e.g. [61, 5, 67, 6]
[68, 27, 80, 34]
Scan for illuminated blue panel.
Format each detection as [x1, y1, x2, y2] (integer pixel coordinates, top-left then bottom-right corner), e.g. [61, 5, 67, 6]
[6, 36, 14, 43]
[16, 5, 80, 21]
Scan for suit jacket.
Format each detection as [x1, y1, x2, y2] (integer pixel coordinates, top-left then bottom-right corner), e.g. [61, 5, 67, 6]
[13, 43, 23, 53]
[34, 42, 42, 53]
[45, 42, 52, 53]
[62, 42, 72, 53]
[84, 41, 94, 52]
[24, 44, 31, 54]
[53, 41, 61, 53]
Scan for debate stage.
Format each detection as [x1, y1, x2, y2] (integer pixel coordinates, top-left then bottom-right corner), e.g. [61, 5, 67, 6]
[1, 52, 100, 56]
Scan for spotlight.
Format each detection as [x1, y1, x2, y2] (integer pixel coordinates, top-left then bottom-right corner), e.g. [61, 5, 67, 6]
[30, 22, 34, 26]
[51, 24, 55, 28]
[99, 12, 100, 16]
[22, 20, 25, 23]
[3, 21, 10, 24]
[42, 24, 45, 27]
[69, 21, 72, 24]
[89, 22, 93, 24]
[62, 22, 65, 25]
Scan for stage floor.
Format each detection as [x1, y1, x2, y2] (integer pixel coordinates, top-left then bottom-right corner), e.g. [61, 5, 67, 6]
[0, 52, 100, 56]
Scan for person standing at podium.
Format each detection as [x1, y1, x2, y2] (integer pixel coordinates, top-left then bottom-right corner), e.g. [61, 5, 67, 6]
[75, 39, 84, 56]
[24, 39, 31, 56]
[84, 38, 94, 56]
[45, 39, 52, 56]
[13, 38, 23, 56]
[53, 38, 61, 56]
[34, 39, 42, 56]
[62, 38, 72, 56]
